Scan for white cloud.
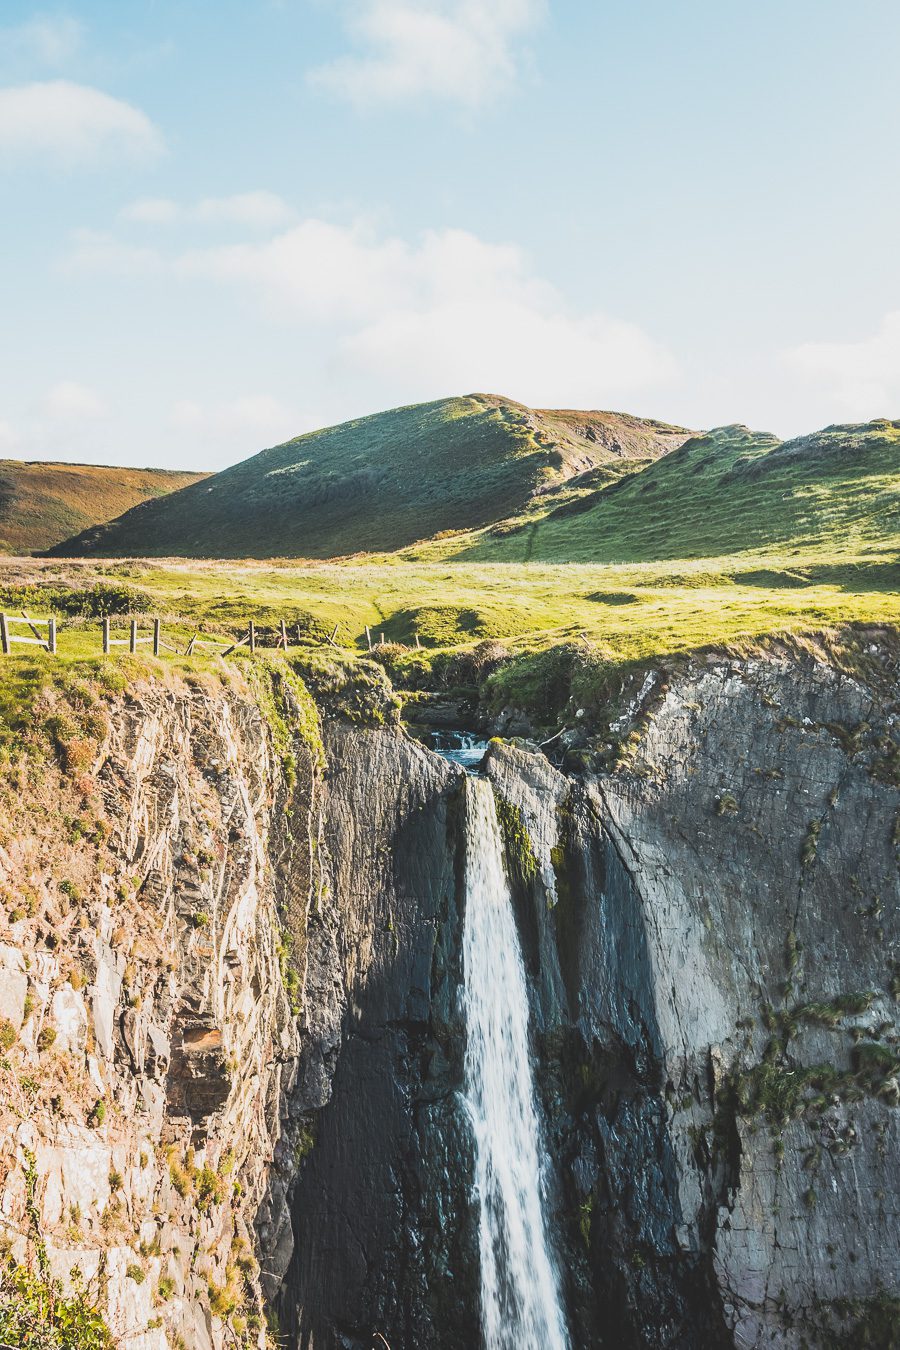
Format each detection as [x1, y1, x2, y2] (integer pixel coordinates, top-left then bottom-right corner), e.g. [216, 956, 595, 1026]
[43, 380, 107, 421]
[0, 81, 163, 166]
[172, 393, 297, 438]
[66, 215, 675, 411]
[2, 15, 84, 66]
[310, 0, 545, 107]
[0, 381, 110, 464]
[121, 191, 294, 229]
[120, 196, 180, 224]
[179, 220, 676, 407]
[783, 311, 900, 421]
[67, 228, 164, 273]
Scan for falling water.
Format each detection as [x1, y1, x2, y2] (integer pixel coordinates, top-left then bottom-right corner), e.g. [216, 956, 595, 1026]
[461, 775, 570, 1350]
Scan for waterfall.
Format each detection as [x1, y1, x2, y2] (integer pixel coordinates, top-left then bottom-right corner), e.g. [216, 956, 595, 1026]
[461, 775, 570, 1350]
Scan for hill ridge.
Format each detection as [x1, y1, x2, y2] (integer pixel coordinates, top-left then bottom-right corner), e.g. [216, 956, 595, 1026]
[50, 394, 692, 560]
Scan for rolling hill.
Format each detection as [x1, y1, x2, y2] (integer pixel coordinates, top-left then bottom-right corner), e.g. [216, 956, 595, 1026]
[0, 460, 208, 555]
[49, 395, 691, 559]
[447, 419, 900, 569]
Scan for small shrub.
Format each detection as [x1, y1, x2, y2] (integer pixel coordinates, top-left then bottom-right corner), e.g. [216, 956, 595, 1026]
[125, 1264, 145, 1284]
[87, 1099, 106, 1129]
[0, 1259, 113, 1348]
[207, 1269, 239, 1318]
[37, 1026, 57, 1052]
[196, 1164, 225, 1212]
[0, 1020, 16, 1052]
[716, 791, 738, 816]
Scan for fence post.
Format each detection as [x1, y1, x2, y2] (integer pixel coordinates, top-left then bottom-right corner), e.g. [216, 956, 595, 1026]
[102, 618, 110, 654]
[280, 619, 288, 650]
[129, 619, 138, 654]
[0, 615, 8, 656]
[249, 621, 256, 654]
[48, 618, 57, 654]
[415, 632, 421, 649]
[153, 618, 161, 656]
[380, 632, 384, 646]
[365, 626, 372, 651]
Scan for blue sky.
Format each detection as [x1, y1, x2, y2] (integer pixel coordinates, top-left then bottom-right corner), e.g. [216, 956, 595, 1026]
[2, 0, 900, 469]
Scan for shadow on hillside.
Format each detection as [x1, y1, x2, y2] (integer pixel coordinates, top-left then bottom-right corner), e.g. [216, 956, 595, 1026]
[733, 561, 900, 592]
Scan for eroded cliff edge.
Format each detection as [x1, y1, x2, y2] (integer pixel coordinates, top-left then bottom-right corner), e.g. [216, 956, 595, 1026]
[0, 635, 897, 1349]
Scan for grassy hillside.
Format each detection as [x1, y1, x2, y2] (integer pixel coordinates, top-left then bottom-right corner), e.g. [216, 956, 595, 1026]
[50, 395, 691, 559]
[445, 420, 900, 565]
[0, 460, 207, 555]
[15, 404, 897, 709]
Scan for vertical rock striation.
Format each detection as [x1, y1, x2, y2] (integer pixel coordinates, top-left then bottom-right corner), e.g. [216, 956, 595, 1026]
[0, 679, 301, 1348]
[483, 644, 900, 1349]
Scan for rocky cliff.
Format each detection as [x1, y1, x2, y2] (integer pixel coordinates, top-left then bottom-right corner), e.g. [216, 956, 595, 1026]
[484, 637, 900, 1349]
[0, 673, 301, 1348]
[0, 635, 897, 1349]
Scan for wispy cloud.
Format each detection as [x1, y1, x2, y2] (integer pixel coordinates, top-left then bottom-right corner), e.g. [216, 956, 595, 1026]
[42, 379, 107, 421]
[310, 0, 545, 108]
[120, 191, 294, 230]
[71, 216, 676, 410]
[2, 14, 85, 67]
[0, 379, 109, 459]
[170, 393, 309, 455]
[0, 80, 163, 166]
[783, 311, 900, 421]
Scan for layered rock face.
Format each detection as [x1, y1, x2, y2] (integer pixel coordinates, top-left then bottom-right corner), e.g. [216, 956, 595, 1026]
[0, 679, 300, 1348]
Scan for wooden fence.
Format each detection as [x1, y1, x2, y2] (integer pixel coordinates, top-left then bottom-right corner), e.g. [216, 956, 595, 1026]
[0, 612, 56, 654]
[0, 613, 346, 659]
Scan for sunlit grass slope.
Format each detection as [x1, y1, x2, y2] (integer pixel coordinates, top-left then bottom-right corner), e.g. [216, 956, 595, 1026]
[445, 420, 900, 565]
[50, 395, 690, 560]
[0, 461, 207, 555]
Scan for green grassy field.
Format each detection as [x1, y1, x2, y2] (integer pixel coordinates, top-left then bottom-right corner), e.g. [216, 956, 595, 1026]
[0, 460, 207, 555]
[4, 542, 899, 664]
[0, 543, 896, 754]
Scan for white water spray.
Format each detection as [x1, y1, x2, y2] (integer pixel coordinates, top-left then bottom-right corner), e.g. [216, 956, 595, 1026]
[461, 776, 570, 1350]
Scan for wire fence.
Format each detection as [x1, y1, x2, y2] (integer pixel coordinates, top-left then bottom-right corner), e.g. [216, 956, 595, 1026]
[0, 612, 344, 658]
